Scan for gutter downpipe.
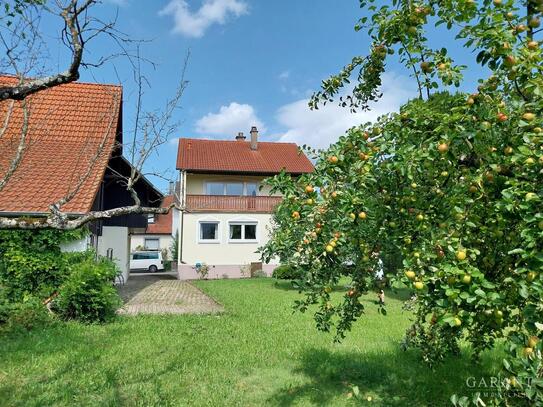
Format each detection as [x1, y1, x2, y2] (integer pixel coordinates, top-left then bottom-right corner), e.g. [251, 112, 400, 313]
[178, 170, 186, 266]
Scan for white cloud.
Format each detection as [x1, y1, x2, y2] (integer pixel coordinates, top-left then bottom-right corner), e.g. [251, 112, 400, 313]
[276, 73, 416, 148]
[195, 102, 266, 136]
[169, 137, 181, 146]
[278, 70, 290, 80]
[159, 0, 248, 38]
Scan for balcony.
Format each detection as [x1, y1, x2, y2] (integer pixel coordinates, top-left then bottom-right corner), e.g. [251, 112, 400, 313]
[186, 195, 282, 213]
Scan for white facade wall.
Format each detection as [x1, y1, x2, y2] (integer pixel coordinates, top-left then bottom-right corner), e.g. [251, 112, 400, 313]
[181, 212, 273, 265]
[179, 212, 278, 280]
[97, 226, 130, 282]
[172, 207, 180, 237]
[60, 230, 130, 282]
[60, 237, 89, 253]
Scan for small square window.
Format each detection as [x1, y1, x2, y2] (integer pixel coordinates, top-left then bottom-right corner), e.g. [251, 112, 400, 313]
[145, 238, 159, 250]
[147, 214, 155, 224]
[200, 222, 219, 241]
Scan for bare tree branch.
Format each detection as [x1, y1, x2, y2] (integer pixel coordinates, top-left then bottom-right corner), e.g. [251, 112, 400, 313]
[121, 50, 189, 207]
[0, 99, 29, 192]
[0, 203, 179, 230]
[0, 0, 97, 101]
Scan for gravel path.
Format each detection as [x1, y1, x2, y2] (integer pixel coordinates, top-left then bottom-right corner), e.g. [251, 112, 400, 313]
[117, 274, 223, 315]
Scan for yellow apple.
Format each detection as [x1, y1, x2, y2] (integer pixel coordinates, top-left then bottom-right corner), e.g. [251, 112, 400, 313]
[456, 250, 467, 261]
[405, 270, 416, 280]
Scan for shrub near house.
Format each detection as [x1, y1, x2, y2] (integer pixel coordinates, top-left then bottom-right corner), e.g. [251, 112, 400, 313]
[53, 255, 121, 323]
[272, 264, 301, 280]
[0, 230, 121, 331]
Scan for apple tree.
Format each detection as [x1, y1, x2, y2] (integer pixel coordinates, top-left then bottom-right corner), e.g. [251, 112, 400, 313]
[261, 0, 543, 404]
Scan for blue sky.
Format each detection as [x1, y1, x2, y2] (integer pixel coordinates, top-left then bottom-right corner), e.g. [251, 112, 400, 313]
[36, 0, 486, 192]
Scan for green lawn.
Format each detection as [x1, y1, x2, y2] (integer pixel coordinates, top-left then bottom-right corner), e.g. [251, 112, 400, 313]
[0, 279, 503, 406]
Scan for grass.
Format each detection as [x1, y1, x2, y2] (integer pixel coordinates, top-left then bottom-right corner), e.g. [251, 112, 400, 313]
[0, 278, 503, 406]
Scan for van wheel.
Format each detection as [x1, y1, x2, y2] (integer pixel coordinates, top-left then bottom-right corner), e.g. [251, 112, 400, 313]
[148, 265, 158, 273]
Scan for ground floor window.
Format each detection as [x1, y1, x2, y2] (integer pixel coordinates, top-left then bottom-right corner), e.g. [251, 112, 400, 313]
[229, 222, 257, 242]
[199, 221, 219, 242]
[144, 238, 160, 250]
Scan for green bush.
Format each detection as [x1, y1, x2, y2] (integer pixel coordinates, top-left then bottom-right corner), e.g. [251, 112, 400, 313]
[0, 288, 9, 325]
[251, 269, 267, 279]
[53, 257, 121, 323]
[0, 229, 85, 301]
[272, 265, 301, 280]
[0, 293, 51, 335]
[0, 230, 122, 327]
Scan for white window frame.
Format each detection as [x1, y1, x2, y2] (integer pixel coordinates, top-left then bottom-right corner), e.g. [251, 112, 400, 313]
[228, 218, 258, 243]
[197, 217, 221, 244]
[147, 214, 155, 224]
[204, 180, 260, 196]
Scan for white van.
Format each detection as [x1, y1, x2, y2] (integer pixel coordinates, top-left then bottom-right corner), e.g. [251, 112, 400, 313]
[130, 251, 164, 273]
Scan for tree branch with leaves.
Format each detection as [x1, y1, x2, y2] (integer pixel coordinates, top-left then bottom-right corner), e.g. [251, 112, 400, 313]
[263, 0, 543, 405]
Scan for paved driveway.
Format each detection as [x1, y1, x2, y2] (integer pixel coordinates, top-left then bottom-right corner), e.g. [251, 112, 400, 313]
[117, 274, 223, 315]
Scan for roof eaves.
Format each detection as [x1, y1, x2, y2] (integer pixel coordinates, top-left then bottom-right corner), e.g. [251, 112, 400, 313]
[117, 155, 164, 200]
[181, 168, 312, 175]
[0, 210, 86, 217]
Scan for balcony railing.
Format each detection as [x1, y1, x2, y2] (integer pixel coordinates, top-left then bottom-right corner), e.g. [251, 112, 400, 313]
[186, 195, 282, 213]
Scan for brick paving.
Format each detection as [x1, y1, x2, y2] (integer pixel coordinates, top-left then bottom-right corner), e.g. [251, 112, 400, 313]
[117, 274, 223, 315]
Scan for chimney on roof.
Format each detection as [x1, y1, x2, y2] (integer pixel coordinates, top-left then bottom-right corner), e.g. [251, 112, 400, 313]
[250, 126, 258, 150]
[235, 132, 246, 141]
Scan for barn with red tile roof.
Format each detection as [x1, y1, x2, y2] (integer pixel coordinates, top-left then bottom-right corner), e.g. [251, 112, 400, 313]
[0, 76, 164, 281]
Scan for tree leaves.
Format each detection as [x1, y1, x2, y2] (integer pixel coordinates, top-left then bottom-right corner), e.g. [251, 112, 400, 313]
[265, 0, 543, 404]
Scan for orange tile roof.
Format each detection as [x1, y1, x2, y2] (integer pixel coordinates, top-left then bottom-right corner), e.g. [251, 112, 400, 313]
[0, 76, 122, 214]
[146, 195, 175, 235]
[176, 138, 314, 175]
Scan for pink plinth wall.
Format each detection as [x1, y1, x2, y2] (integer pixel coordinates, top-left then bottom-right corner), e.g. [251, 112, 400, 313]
[177, 264, 278, 280]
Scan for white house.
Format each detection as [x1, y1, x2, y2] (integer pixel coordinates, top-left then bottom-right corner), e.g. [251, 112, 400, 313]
[176, 127, 313, 279]
[130, 194, 179, 261]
